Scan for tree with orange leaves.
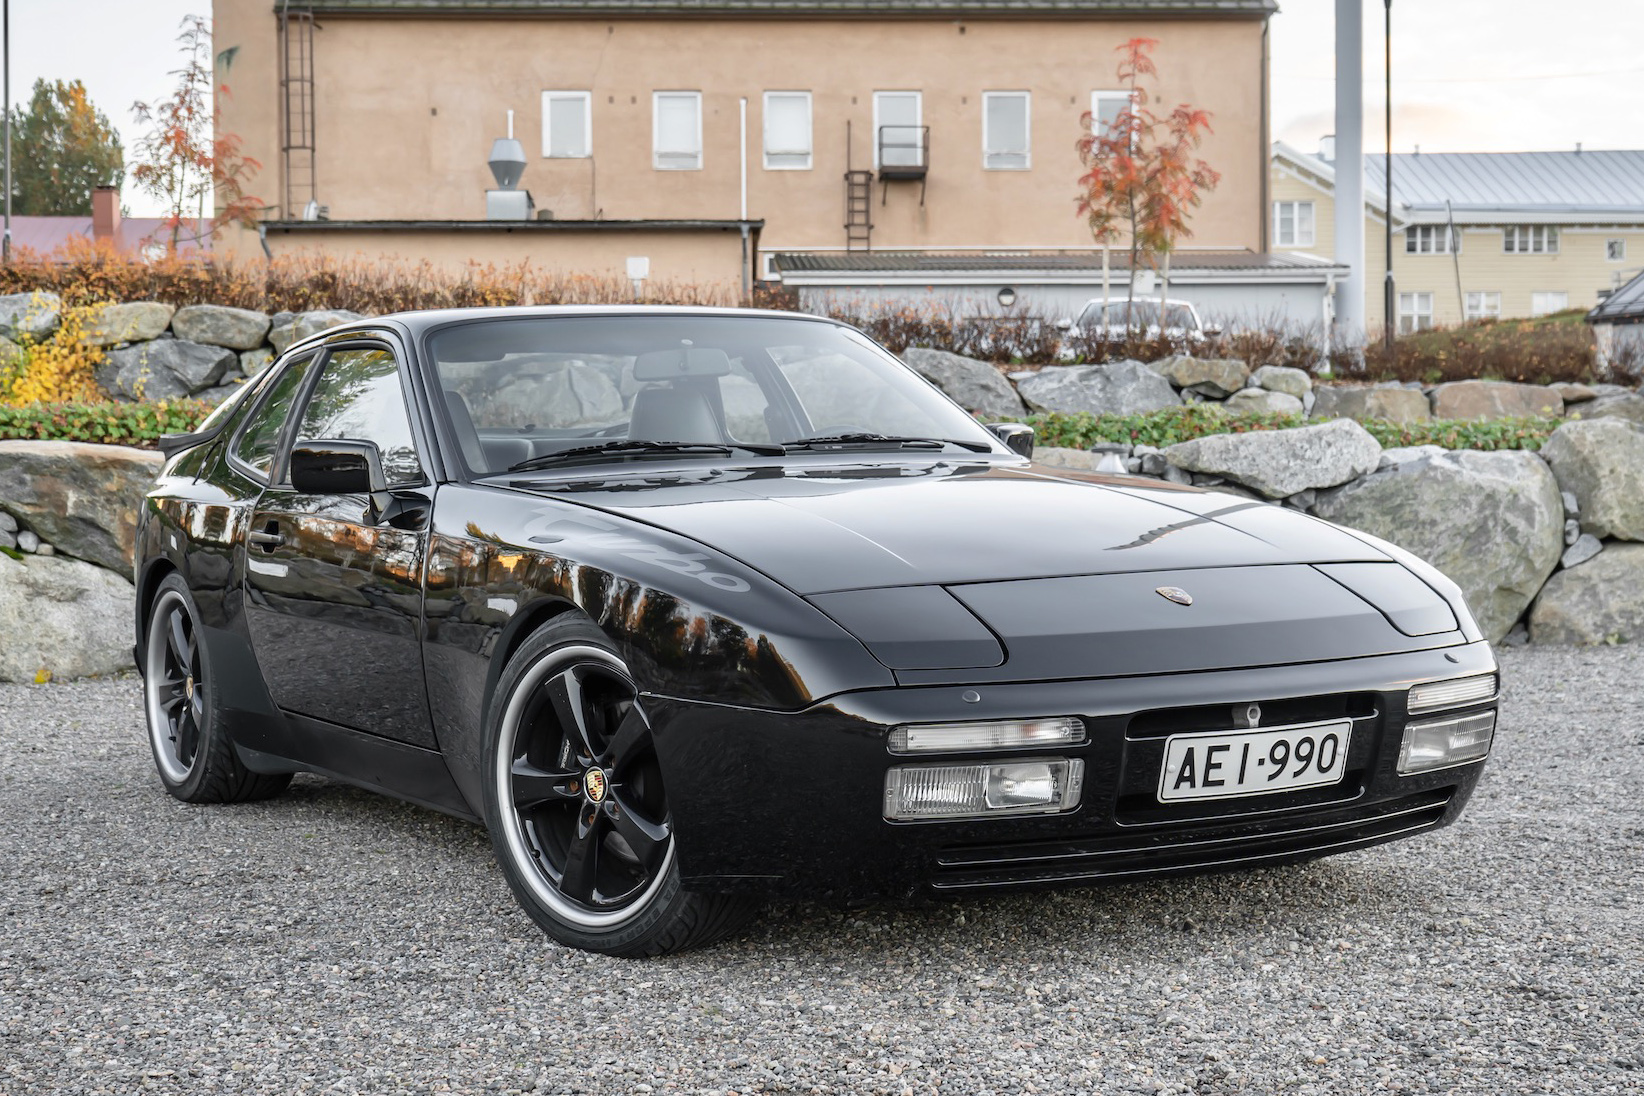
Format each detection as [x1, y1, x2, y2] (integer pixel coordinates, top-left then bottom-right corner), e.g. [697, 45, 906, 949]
[1076, 38, 1220, 325]
[131, 15, 263, 254]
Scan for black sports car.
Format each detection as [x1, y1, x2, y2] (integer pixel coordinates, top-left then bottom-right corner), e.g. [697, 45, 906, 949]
[136, 306, 1498, 956]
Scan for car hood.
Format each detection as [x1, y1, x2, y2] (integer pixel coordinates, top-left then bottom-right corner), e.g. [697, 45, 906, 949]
[518, 459, 1391, 596]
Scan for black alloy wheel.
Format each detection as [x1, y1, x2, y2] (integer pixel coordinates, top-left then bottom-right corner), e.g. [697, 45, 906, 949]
[484, 615, 754, 956]
[142, 573, 291, 803]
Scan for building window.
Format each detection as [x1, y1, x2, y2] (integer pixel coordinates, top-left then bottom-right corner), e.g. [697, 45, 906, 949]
[1531, 291, 1569, 316]
[1398, 292, 1434, 334]
[653, 91, 702, 170]
[1406, 225, 1459, 254]
[763, 91, 811, 170]
[982, 91, 1030, 170]
[1464, 291, 1501, 322]
[541, 91, 591, 158]
[1273, 201, 1315, 247]
[873, 91, 923, 170]
[1608, 238, 1627, 261]
[1504, 225, 1558, 254]
[1090, 90, 1133, 137]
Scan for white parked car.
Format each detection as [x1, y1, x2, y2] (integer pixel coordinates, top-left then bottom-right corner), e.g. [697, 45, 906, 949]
[1055, 296, 1219, 360]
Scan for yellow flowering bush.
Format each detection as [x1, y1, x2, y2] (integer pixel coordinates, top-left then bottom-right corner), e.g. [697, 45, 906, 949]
[1, 299, 108, 407]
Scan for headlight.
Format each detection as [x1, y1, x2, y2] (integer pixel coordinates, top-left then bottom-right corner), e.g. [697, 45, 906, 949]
[1398, 711, 1495, 774]
[884, 758, 1084, 821]
[1407, 673, 1498, 715]
[887, 716, 1085, 754]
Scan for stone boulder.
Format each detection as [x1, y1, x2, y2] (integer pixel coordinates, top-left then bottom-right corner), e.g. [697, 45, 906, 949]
[1537, 418, 1644, 541]
[84, 301, 177, 348]
[240, 347, 275, 376]
[1429, 380, 1563, 420]
[1015, 360, 1181, 416]
[1224, 389, 1304, 416]
[0, 553, 137, 682]
[171, 304, 273, 350]
[1529, 543, 1644, 645]
[1575, 391, 1644, 427]
[0, 290, 62, 340]
[1031, 447, 1103, 471]
[1550, 382, 1598, 405]
[901, 347, 1027, 418]
[1312, 450, 1563, 642]
[98, 339, 237, 400]
[1250, 365, 1312, 399]
[271, 308, 367, 353]
[0, 440, 163, 571]
[1312, 385, 1432, 423]
[1164, 418, 1380, 499]
[1152, 355, 1249, 398]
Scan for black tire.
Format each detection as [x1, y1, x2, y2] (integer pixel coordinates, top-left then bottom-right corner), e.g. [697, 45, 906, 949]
[481, 615, 756, 957]
[142, 573, 292, 804]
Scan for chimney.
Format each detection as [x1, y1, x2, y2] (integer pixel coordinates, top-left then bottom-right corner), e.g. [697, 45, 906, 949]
[92, 186, 121, 247]
[1318, 134, 1336, 162]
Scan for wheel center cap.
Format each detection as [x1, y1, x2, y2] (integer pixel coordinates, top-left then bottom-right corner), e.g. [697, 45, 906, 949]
[584, 767, 608, 804]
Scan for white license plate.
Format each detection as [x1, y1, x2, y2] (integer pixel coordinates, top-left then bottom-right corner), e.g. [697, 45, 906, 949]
[1157, 719, 1353, 803]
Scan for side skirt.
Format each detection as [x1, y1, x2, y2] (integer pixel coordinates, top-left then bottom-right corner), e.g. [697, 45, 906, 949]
[233, 711, 481, 823]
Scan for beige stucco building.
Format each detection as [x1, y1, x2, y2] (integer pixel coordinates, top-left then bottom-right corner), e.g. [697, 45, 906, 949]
[1271, 142, 1644, 332]
[213, 0, 1315, 313]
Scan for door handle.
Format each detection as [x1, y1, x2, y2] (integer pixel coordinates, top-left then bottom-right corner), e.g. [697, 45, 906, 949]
[248, 521, 283, 552]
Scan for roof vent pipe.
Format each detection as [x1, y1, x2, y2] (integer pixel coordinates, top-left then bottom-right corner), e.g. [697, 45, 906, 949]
[1318, 134, 1336, 162]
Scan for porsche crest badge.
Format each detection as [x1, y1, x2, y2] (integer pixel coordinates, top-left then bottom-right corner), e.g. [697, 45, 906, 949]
[585, 768, 608, 803]
[1155, 586, 1194, 606]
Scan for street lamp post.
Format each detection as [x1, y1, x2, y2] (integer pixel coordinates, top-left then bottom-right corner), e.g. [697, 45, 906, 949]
[1383, 0, 1395, 350]
[3, 0, 11, 264]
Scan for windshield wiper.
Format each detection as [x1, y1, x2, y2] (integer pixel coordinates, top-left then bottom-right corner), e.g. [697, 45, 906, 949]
[506, 439, 785, 473]
[788, 432, 994, 453]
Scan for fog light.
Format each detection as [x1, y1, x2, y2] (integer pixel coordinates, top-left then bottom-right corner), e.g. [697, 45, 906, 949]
[1407, 673, 1497, 714]
[888, 716, 1085, 754]
[884, 759, 1084, 821]
[1398, 710, 1495, 774]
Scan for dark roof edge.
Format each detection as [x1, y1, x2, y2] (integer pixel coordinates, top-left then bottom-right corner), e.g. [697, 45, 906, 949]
[263, 218, 764, 232]
[304, 4, 1276, 19]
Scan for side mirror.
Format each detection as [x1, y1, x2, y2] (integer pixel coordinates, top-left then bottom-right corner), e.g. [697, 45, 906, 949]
[1204, 323, 1224, 337]
[290, 438, 387, 496]
[986, 422, 1035, 458]
[1055, 318, 1075, 333]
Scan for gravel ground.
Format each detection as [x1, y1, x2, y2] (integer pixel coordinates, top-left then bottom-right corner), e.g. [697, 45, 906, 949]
[2, 646, 1641, 1096]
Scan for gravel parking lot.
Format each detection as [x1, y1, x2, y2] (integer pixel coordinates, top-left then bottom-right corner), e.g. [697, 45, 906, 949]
[2, 646, 1641, 1096]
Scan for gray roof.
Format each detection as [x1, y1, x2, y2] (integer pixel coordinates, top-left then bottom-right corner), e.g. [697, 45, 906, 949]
[1588, 269, 1644, 325]
[308, 0, 1276, 15]
[774, 250, 1340, 273]
[1363, 151, 1644, 215]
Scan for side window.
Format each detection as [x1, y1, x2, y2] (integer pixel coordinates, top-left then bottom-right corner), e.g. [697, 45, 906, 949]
[233, 353, 317, 477]
[294, 346, 424, 485]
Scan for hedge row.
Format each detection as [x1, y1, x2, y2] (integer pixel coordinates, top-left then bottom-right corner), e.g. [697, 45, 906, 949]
[0, 400, 212, 448]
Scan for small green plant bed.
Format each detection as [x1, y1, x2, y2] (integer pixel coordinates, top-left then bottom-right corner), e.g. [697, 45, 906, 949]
[0, 400, 212, 448]
[1015, 405, 1559, 452]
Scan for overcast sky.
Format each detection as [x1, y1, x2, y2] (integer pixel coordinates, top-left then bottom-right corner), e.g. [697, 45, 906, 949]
[6, 1, 1644, 217]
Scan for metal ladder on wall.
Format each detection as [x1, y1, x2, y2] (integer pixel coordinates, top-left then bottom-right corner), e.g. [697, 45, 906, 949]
[843, 121, 872, 250]
[278, 1, 317, 220]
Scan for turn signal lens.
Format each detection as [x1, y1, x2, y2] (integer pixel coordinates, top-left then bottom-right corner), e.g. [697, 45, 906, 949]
[1398, 710, 1496, 774]
[884, 759, 1084, 821]
[1407, 673, 1497, 715]
[888, 717, 1085, 754]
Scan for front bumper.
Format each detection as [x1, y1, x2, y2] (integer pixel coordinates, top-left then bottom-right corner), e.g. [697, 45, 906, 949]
[648, 641, 1496, 901]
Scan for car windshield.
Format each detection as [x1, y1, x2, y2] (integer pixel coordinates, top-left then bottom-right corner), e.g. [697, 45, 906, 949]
[1078, 301, 1195, 330]
[424, 314, 999, 475]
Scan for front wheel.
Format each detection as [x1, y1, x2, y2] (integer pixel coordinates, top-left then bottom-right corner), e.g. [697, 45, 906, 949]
[482, 616, 755, 956]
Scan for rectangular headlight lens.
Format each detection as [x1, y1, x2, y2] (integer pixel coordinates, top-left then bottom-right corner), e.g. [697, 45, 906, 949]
[888, 716, 1085, 754]
[884, 759, 1084, 821]
[1407, 673, 1498, 714]
[1398, 710, 1496, 774]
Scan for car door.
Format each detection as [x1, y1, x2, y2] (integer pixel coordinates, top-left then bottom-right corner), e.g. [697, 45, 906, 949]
[242, 340, 438, 747]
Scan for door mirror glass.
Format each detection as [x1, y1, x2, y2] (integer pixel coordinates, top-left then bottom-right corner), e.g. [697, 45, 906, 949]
[290, 439, 387, 496]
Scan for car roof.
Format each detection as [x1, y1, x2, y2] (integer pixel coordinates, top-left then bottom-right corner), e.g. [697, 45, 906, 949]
[331, 303, 847, 339]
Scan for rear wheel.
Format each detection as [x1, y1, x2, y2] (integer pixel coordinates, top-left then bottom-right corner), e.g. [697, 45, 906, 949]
[482, 615, 755, 956]
[143, 574, 291, 803]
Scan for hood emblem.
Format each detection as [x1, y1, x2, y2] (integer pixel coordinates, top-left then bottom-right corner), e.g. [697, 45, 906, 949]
[1155, 586, 1194, 606]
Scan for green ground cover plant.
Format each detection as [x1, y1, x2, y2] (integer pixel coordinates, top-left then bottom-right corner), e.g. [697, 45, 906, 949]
[0, 400, 210, 447]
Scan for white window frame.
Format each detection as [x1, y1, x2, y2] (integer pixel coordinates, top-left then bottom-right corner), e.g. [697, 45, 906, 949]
[1464, 291, 1501, 322]
[1607, 238, 1627, 261]
[1273, 200, 1316, 248]
[652, 91, 703, 171]
[541, 90, 592, 159]
[872, 91, 922, 170]
[762, 91, 812, 171]
[1504, 225, 1559, 254]
[1405, 224, 1460, 254]
[982, 90, 1031, 171]
[1398, 291, 1434, 335]
[1090, 90, 1134, 139]
[1531, 291, 1569, 317]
